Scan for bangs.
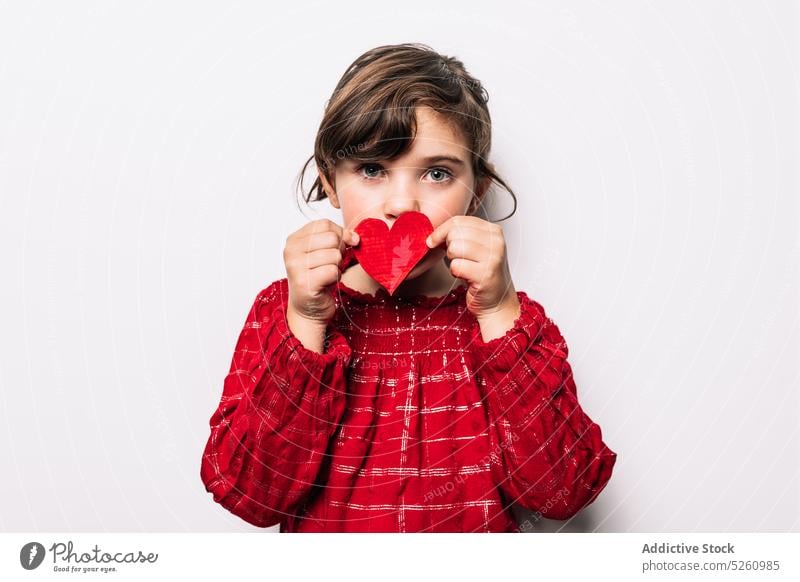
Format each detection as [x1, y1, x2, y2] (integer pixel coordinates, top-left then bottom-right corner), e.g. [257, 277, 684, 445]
[323, 104, 419, 166]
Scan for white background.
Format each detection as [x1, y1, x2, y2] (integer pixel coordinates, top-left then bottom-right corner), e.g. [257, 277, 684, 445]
[0, 0, 797, 532]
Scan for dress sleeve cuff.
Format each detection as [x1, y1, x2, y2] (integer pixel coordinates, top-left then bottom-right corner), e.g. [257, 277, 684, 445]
[268, 300, 353, 374]
[468, 291, 549, 373]
[223, 279, 353, 403]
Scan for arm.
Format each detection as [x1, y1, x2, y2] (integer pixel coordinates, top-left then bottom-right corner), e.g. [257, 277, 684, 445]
[200, 278, 352, 527]
[469, 292, 617, 520]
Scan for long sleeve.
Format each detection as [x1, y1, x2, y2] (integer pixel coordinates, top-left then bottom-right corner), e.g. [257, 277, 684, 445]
[200, 278, 352, 527]
[468, 292, 617, 520]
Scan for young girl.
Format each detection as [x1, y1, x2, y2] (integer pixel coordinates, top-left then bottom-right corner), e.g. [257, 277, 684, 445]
[200, 43, 617, 533]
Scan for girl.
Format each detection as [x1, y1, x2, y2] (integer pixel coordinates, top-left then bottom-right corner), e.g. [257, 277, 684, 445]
[200, 43, 617, 533]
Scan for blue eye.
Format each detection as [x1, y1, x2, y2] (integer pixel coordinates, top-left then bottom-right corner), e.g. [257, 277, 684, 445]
[355, 163, 453, 183]
[357, 163, 385, 179]
[426, 167, 453, 183]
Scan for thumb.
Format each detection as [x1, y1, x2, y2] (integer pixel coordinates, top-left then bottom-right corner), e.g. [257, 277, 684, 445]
[344, 228, 360, 247]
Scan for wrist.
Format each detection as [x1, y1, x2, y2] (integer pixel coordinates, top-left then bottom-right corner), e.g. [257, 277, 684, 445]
[286, 306, 329, 353]
[475, 292, 521, 342]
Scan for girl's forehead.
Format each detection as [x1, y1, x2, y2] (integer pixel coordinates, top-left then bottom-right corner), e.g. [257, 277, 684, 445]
[333, 106, 473, 168]
[414, 106, 467, 140]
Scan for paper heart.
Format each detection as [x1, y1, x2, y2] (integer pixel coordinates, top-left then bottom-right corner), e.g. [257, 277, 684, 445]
[352, 211, 435, 295]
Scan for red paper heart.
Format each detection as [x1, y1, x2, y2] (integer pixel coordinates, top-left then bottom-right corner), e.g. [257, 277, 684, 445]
[352, 211, 435, 295]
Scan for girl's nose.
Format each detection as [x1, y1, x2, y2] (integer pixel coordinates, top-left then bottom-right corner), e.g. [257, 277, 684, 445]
[383, 189, 420, 221]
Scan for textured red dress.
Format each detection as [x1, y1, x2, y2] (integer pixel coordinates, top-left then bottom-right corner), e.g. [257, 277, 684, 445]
[200, 249, 617, 532]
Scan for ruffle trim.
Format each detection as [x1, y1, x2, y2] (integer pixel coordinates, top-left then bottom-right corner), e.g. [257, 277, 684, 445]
[262, 279, 353, 374]
[334, 278, 468, 308]
[468, 291, 548, 372]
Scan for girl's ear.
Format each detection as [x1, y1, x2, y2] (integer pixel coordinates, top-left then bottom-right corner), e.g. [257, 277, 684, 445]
[318, 169, 340, 209]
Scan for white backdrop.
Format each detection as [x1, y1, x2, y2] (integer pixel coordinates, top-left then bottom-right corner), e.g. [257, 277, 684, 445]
[0, 0, 797, 532]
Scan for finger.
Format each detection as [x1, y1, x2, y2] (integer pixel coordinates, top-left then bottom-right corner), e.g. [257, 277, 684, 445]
[426, 217, 455, 249]
[293, 220, 337, 248]
[301, 230, 341, 252]
[342, 227, 360, 247]
[305, 219, 344, 243]
[445, 238, 488, 262]
[336, 228, 360, 255]
[308, 263, 341, 289]
[304, 247, 343, 270]
[306, 221, 360, 253]
[297, 218, 336, 237]
[427, 221, 487, 250]
[448, 257, 489, 286]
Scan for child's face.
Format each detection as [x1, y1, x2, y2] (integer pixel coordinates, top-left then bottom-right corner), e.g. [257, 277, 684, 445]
[321, 106, 484, 282]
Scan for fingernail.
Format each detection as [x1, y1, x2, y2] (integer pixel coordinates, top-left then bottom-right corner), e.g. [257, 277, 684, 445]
[425, 236, 432, 248]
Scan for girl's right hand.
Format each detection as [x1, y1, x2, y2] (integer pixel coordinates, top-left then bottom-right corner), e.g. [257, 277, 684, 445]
[284, 219, 359, 328]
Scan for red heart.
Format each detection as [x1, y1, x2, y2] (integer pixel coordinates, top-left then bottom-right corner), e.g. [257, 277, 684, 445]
[352, 211, 435, 295]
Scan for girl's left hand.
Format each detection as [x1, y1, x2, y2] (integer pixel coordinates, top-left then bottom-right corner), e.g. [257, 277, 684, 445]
[426, 215, 520, 323]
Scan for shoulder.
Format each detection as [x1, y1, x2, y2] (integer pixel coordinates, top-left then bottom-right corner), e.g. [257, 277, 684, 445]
[514, 290, 568, 351]
[515, 289, 548, 321]
[254, 277, 289, 303]
[244, 278, 290, 317]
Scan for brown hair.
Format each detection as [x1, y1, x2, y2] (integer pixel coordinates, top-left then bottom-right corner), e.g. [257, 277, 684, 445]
[296, 43, 517, 221]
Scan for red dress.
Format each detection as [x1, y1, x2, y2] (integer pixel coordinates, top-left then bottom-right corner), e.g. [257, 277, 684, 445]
[200, 249, 617, 532]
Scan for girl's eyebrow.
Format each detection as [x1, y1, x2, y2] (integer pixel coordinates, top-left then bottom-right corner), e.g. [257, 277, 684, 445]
[350, 155, 466, 167]
[416, 155, 466, 167]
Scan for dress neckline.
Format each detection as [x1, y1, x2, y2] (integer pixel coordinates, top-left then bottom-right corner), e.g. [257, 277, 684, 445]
[335, 245, 468, 307]
[334, 278, 468, 307]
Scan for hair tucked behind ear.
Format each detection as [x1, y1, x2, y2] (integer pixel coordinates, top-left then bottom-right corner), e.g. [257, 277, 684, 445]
[296, 43, 517, 222]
